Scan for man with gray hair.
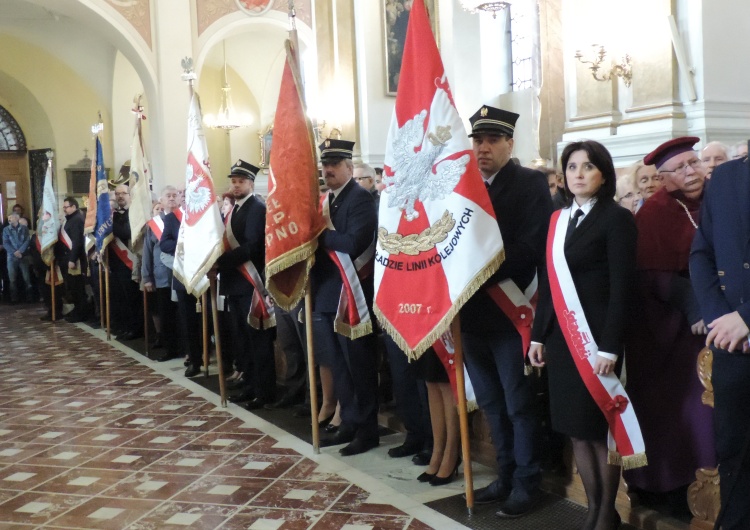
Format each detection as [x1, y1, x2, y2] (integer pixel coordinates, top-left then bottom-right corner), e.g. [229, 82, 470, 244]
[2, 212, 32, 303]
[702, 141, 729, 179]
[354, 163, 380, 208]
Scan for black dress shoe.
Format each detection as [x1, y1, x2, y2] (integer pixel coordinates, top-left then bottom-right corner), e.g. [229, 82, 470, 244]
[324, 423, 339, 434]
[388, 441, 423, 458]
[184, 365, 201, 378]
[468, 479, 512, 505]
[244, 398, 268, 411]
[412, 450, 432, 466]
[495, 489, 540, 518]
[151, 334, 164, 349]
[229, 391, 255, 404]
[153, 352, 180, 362]
[320, 428, 355, 448]
[265, 394, 303, 410]
[339, 437, 379, 456]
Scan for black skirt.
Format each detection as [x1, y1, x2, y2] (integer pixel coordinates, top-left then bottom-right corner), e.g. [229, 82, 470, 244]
[545, 340, 611, 441]
[415, 347, 450, 383]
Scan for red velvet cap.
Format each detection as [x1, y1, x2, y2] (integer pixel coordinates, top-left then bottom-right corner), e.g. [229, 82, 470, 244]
[644, 136, 700, 169]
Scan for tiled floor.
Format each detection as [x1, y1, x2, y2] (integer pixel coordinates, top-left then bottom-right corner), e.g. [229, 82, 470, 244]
[0, 305, 463, 529]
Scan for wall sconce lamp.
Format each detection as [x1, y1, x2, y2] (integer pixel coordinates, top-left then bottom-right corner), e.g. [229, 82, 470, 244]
[312, 119, 342, 143]
[574, 45, 632, 87]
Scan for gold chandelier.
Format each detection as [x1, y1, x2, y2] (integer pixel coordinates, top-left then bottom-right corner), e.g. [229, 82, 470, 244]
[204, 41, 252, 131]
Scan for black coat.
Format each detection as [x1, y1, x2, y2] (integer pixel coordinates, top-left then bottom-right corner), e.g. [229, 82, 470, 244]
[460, 161, 553, 334]
[159, 211, 185, 291]
[531, 200, 637, 356]
[216, 195, 267, 297]
[56, 210, 86, 272]
[111, 209, 131, 270]
[311, 178, 377, 313]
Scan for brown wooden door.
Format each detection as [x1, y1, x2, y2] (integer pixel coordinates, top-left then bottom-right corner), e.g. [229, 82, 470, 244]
[0, 151, 30, 223]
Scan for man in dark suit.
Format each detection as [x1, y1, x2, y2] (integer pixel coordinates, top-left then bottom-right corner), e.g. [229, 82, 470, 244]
[460, 106, 552, 517]
[110, 184, 143, 340]
[313, 139, 380, 456]
[159, 199, 202, 374]
[216, 159, 276, 409]
[56, 197, 89, 323]
[690, 150, 750, 530]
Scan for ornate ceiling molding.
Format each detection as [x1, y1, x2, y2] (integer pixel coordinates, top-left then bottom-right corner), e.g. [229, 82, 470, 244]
[197, 0, 313, 37]
[106, 0, 152, 48]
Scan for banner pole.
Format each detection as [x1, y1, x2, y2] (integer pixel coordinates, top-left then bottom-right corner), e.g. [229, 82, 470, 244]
[99, 258, 104, 329]
[209, 275, 227, 406]
[304, 282, 320, 453]
[143, 289, 150, 356]
[201, 292, 209, 376]
[50, 257, 57, 322]
[451, 315, 475, 514]
[104, 247, 111, 341]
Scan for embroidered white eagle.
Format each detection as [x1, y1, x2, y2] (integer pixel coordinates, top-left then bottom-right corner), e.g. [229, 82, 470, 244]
[384, 108, 469, 221]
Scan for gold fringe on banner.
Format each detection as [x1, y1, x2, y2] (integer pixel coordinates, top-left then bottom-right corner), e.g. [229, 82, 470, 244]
[608, 450, 648, 470]
[374, 248, 506, 361]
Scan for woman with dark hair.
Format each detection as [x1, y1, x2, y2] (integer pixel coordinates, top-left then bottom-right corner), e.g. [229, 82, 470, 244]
[529, 140, 645, 530]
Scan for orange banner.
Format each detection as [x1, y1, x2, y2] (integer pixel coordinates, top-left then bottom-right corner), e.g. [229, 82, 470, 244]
[264, 41, 325, 310]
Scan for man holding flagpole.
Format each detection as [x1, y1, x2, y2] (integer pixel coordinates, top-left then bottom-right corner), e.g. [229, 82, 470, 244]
[313, 139, 379, 456]
[461, 106, 552, 517]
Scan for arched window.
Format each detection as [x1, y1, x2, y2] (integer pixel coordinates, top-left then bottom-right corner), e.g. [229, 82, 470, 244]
[0, 106, 26, 151]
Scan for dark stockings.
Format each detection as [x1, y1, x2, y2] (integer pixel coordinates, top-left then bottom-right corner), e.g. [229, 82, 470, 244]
[572, 437, 621, 530]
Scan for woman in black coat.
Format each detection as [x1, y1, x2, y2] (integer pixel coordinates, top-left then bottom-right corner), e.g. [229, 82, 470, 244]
[529, 140, 637, 530]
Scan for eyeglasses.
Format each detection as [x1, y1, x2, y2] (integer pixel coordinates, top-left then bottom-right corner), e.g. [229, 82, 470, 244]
[659, 158, 702, 176]
[354, 177, 372, 181]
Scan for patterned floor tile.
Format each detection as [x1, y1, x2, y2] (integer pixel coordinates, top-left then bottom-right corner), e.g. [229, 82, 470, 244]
[248, 479, 350, 511]
[170, 474, 271, 506]
[0, 491, 88, 525]
[220, 506, 322, 530]
[46, 495, 160, 529]
[122, 500, 235, 529]
[102, 471, 203, 501]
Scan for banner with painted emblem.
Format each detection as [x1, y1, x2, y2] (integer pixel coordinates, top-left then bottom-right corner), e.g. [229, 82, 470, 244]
[37, 159, 59, 266]
[264, 41, 325, 310]
[173, 92, 224, 297]
[128, 103, 152, 252]
[94, 136, 113, 252]
[374, 0, 505, 359]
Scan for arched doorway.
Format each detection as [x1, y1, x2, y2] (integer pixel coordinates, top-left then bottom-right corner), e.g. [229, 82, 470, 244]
[0, 105, 34, 222]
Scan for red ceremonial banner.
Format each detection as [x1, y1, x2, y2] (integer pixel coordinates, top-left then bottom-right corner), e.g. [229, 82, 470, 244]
[374, 0, 505, 358]
[265, 41, 325, 310]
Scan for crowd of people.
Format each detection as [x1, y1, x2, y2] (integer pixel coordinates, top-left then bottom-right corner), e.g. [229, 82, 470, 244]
[5, 104, 749, 529]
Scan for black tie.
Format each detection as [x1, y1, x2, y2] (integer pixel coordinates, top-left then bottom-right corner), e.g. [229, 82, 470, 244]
[232, 203, 239, 215]
[565, 209, 584, 242]
[484, 181, 491, 190]
[329, 192, 335, 205]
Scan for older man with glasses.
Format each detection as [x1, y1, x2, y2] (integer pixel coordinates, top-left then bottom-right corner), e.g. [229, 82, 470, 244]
[623, 137, 716, 506]
[353, 163, 380, 209]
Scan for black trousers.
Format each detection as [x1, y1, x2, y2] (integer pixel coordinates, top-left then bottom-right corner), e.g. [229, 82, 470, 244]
[110, 262, 142, 333]
[176, 290, 202, 366]
[154, 287, 179, 356]
[226, 295, 276, 402]
[713, 350, 750, 530]
[276, 304, 307, 400]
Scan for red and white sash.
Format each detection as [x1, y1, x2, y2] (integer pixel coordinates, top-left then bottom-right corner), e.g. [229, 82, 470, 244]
[111, 238, 136, 271]
[59, 224, 81, 274]
[546, 209, 647, 469]
[433, 334, 477, 412]
[486, 275, 538, 364]
[174, 208, 184, 223]
[147, 214, 164, 240]
[321, 193, 373, 339]
[223, 205, 276, 330]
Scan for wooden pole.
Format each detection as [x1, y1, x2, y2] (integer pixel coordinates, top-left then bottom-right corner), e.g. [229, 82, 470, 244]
[104, 247, 111, 341]
[209, 276, 227, 406]
[201, 292, 209, 376]
[304, 283, 320, 453]
[50, 257, 57, 322]
[451, 315, 475, 514]
[99, 258, 104, 329]
[143, 289, 150, 356]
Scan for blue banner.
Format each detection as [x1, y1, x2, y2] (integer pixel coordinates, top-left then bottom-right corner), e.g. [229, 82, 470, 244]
[94, 137, 113, 251]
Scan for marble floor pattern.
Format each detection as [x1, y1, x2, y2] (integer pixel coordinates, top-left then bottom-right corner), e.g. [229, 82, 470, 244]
[0, 305, 471, 530]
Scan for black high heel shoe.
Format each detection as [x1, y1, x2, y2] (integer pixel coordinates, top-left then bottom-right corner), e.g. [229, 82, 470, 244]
[429, 457, 461, 486]
[318, 412, 335, 428]
[417, 471, 435, 482]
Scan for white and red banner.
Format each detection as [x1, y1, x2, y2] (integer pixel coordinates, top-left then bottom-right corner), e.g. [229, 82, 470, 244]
[128, 103, 152, 252]
[147, 215, 164, 240]
[111, 238, 137, 272]
[547, 209, 647, 469]
[265, 41, 325, 310]
[37, 160, 59, 266]
[374, 0, 504, 358]
[173, 92, 224, 297]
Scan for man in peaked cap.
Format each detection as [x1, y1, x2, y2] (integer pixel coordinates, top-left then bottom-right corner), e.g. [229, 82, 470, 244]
[625, 136, 715, 500]
[217, 159, 276, 408]
[312, 138, 380, 456]
[460, 105, 552, 518]
[691, 145, 750, 529]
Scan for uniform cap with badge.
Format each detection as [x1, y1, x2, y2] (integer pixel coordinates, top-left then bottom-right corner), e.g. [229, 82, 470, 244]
[228, 159, 259, 181]
[319, 139, 355, 162]
[468, 105, 520, 138]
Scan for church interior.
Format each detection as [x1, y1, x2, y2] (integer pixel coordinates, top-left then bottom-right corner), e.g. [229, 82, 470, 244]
[0, 0, 747, 528]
